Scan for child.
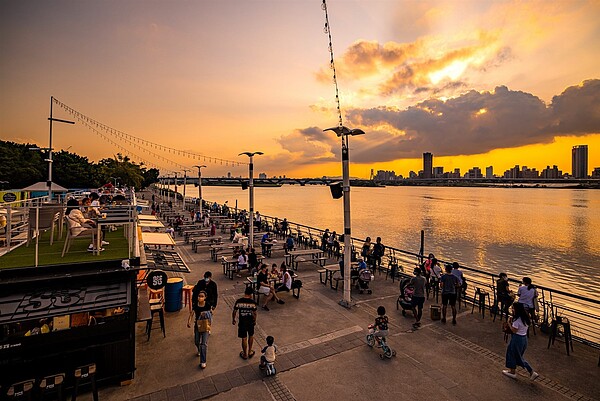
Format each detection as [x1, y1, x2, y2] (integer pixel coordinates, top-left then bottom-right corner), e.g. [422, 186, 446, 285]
[373, 306, 389, 345]
[259, 335, 277, 369]
[270, 263, 280, 280]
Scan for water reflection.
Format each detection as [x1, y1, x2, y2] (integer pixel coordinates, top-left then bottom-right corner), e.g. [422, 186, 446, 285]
[173, 184, 599, 298]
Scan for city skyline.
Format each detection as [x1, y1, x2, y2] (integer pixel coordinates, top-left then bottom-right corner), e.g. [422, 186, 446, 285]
[1, 1, 599, 178]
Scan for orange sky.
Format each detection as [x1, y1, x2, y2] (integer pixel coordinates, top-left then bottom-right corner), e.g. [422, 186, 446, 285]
[1, 0, 599, 178]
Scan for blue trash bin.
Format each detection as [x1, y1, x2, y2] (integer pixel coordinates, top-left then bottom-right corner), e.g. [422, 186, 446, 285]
[165, 277, 183, 312]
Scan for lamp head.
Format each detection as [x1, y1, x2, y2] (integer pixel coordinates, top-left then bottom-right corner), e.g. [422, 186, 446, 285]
[239, 151, 264, 157]
[324, 126, 365, 137]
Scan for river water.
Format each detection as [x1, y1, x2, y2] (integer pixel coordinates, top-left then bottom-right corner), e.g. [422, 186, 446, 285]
[171, 184, 599, 299]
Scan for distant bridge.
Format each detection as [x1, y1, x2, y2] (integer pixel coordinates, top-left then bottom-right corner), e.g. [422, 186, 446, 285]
[158, 177, 599, 187]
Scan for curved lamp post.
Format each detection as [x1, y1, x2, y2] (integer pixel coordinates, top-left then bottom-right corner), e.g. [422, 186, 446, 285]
[193, 165, 207, 214]
[239, 152, 263, 250]
[324, 126, 365, 308]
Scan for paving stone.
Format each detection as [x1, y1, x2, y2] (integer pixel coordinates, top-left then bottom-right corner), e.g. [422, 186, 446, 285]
[181, 383, 201, 401]
[301, 352, 317, 363]
[237, 365, 260, 382]
[211, 373, 232, 393]
[276, 357, 295, 371]
[165, 386, 184, 400]
[289, 355, 306, 366]
[150, 390, 167, 401]
[226, 374, 246, 387]
[311, 347, 327, 360]
[195, 378, 217, 398]
[131, 395, 151, 401]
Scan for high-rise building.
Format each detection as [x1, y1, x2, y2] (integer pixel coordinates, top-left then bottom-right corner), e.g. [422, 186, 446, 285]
[423, 152, 433, 179]
[572, 145, 588, 178]
[433, 167, 444, 178]
[485, 166, 493, 178]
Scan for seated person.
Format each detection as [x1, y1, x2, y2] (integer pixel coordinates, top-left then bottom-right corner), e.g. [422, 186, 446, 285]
[261, 232, 270, 255]
[285, 234, 294, 254]
[275, 265, 292, 293]
[259, 335, 278, 369]
[236, 249, 248, 278]
[232, 229, 244, 243]
[269, 263, 280, 279]
[257, 264, 284, 311]
[65, 198, 99, 252]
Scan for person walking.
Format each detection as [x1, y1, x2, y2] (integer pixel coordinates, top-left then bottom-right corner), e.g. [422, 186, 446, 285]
[410, 268, 427, 329]
[232, 286, 258, 360]
[503, 302, 539, 380]
[187, 291, 213, 369]
[440, 264, 460, 324]
[192, 271, 218, 311]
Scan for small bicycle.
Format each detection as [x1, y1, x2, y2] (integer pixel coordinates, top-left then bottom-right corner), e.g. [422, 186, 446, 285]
[366, 324, 396, 359]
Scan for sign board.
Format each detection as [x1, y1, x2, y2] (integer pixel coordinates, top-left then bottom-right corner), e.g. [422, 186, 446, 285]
[2, 192, 17, 202]
[146, 270, 168, 290]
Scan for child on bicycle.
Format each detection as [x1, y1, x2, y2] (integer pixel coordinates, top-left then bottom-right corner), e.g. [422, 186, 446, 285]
[259, 335, 278, 369]
[372, 306, 389, 345]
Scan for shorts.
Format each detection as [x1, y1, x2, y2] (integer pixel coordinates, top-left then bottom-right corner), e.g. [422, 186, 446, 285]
[258, 286, 271, 295]
[237, 321, 255, 338]
[442, 293, 457, 306]
[374, 329, 388, 338]
[411, 296, 425, 308]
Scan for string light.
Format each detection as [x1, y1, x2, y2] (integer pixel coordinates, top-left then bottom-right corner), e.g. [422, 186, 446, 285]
[52, 98, 249, 167]
[322, 0, 344, 129]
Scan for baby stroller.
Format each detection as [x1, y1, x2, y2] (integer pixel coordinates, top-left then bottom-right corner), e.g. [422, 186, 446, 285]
[396, 278, 414, 316]
[356, 269, 373, 294]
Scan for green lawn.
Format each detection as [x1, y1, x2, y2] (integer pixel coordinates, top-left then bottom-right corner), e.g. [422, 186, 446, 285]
[0, 227, 131, 269]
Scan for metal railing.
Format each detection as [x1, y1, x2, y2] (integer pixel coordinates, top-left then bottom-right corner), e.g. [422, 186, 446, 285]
[204, 201, 600, 348]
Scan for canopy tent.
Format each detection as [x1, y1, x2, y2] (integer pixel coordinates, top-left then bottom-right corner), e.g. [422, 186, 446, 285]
[21, 182, 68, 192]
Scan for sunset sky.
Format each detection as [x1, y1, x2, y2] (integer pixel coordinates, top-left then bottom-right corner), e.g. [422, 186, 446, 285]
[1, 0, 599, 179]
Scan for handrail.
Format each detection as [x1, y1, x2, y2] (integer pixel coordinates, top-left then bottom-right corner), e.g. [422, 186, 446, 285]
[204, 200, 600, 347]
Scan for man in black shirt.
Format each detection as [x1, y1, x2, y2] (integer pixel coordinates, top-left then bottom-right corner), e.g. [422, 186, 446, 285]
[232, 286, 258, 359]
[192, 271, 218, 310]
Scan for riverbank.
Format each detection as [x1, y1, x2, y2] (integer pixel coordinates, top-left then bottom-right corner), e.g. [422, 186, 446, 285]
[92, 190, 599, 401]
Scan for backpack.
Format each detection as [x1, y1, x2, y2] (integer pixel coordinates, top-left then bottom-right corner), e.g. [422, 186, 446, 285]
[291, 280, 302, 289]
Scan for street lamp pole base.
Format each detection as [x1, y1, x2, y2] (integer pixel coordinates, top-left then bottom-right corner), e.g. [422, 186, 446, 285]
[338, 299, 354, 309]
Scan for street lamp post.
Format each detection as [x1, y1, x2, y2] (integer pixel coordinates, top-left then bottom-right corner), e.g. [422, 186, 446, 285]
[324, 126, 365, 308]
[182, 169, 190, 210]
[193, 165, 207, 214]
[30, 96, 75, 200]
[239, 152, 263, 251]
[174, 172, 178, 207]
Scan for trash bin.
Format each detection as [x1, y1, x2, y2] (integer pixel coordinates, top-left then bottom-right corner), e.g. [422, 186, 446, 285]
[164, 277, 183, 312]
[430, 305, 441, 321]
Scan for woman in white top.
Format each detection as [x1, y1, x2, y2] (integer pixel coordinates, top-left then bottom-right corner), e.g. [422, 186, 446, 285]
[517, 277, 537, 310]
[236, 249, 248, 278]
[503, 302, 539, 380]
[65, 198, 97, 251]
[276, 265, 292, 293]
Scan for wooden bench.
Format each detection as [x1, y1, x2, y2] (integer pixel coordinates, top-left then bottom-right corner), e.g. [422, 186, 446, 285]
[221, 256, 238, 280]
[293, 256, 328, 270]
[317, 269, 327, 284]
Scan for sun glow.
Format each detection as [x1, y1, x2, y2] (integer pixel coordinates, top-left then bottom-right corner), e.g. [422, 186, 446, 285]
[428, 60, 469, 84]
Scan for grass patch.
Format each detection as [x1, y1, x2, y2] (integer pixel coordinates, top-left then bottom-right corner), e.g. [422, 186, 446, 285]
[0, 227, 131, 269]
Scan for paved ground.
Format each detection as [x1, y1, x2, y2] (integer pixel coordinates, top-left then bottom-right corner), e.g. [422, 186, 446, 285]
[90, 195, 599, 401]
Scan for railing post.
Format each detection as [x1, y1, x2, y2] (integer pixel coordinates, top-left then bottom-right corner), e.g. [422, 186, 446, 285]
[6, 204, 12, 247]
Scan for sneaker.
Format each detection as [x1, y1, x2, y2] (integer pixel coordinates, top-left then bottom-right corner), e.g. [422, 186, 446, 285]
[502, 370, 517, 379]
[87, 247, 104, 252]
[88, 244, 94, 251]
[101, 241, 110, 245]
[530, 372, 539, 381]
[262, 306, 270, 311]
[276, 299, 285, 305]
[200, 363, 206, 369]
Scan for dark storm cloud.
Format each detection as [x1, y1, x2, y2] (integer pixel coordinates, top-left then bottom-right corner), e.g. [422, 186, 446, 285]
[281, 80, 600, 165]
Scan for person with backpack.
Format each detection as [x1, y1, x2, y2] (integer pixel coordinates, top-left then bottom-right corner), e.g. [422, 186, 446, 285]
[187, 291, 213, 369]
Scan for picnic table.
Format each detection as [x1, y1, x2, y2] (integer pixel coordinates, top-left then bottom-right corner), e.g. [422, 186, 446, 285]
[221, 256, 239, 279]
[285, 249, 327, 270]
[191, 235, 223, 252]
[209, 243, 239, 262]
[183, 227, 211, 243]
[137, 220, 165, 229]
[245, 272, 299, 302]
[137, 214, 159, 221]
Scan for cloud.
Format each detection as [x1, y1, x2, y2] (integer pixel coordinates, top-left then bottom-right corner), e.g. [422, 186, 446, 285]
[342, 80, 600, 162]
[279, 80, 600, 166]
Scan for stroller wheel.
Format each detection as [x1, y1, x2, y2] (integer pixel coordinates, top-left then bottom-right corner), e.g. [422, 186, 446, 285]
[367, 290, 372, 294]
[359, 290, 364, 294]
[402, 310, 406, 316]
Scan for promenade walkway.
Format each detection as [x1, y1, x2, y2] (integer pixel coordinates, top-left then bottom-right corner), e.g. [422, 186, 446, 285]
[96, 196, 598, 401]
